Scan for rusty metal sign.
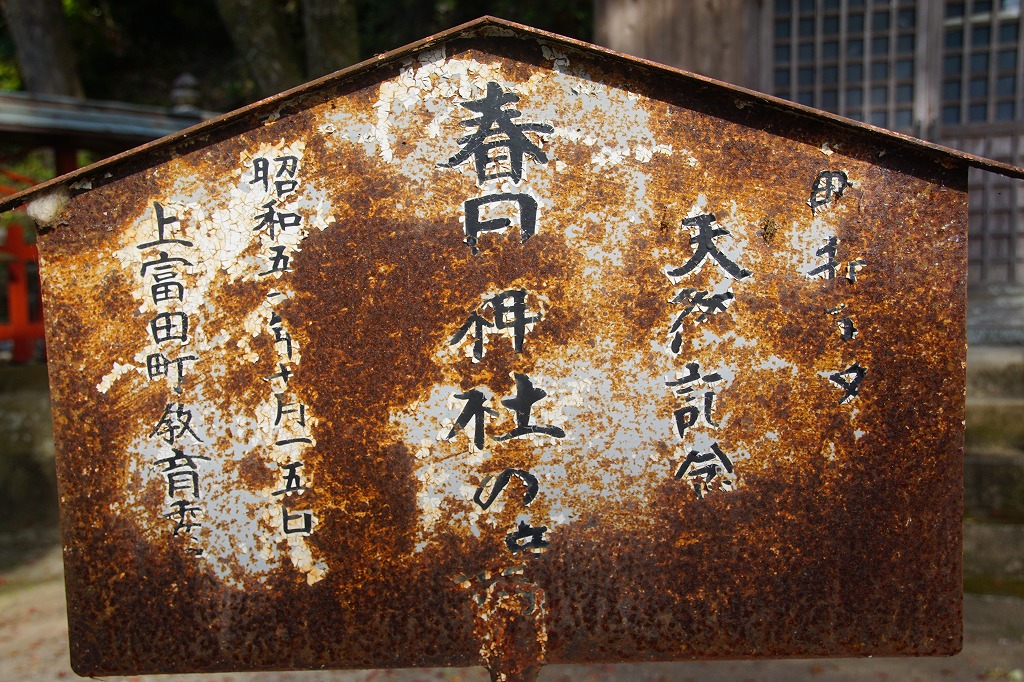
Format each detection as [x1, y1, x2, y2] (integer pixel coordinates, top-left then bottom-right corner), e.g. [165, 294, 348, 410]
[0, 17, 978, 681]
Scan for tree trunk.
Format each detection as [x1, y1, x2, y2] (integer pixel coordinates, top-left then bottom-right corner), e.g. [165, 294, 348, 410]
[593, 0, 760, 89]
[0, 0, 84, 97]
[214, 0, 305, 98]
[303, 0, 360, 79]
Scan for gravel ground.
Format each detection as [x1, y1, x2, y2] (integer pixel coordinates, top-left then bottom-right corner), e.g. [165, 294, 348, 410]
[1, 547, 1022, 682]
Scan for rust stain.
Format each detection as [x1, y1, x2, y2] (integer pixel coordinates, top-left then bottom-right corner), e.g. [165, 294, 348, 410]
[759, 216, 778, 244]
[30, 24, 965, 682]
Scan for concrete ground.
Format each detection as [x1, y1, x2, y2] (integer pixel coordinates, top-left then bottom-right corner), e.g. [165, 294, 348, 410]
[1, 546, 1022, 682]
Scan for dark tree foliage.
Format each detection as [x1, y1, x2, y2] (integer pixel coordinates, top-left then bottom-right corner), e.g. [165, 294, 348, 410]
[61, 1, 245, 108]
[358, 0, 592, 62]
[0, 0, 592, 111]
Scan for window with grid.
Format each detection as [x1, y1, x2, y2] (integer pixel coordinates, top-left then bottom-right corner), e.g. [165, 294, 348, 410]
[772, 0, 917, 132]
[941, 0, 1022, 124]
[940, 2, 1024, 286]
[966, 157, 1023, 284]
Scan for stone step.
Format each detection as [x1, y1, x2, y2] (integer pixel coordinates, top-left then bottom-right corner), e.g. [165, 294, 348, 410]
[965, 401, 1024, 455]
[964, 521, 1024, 581]
[965, 449, 1024, 522]
[967, 346, 1024, 399]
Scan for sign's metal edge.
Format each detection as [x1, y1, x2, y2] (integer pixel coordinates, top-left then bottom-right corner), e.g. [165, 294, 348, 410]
[36, 20, 970, 674]
[0, 13, 1017, 216]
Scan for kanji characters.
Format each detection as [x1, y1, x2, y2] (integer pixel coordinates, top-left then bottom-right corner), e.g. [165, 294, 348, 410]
[667, 362, 723, 439]
[666, 213, 751, 280]
[808, 170, 852, 214]
[675, 444, 736, 499]
[829, 362, 866, 404]
[450, 289, 541, 360]
[441, 81, 553, 184]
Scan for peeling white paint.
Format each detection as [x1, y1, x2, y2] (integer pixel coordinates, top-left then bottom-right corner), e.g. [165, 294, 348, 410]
[392, 338, 673, 547]
[26, 187, 69, 227]
[107, 140, 331, 586]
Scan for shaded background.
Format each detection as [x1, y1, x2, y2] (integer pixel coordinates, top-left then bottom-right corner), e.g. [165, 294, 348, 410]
[0, 1, 592, 109]
[0, 1, 1021, 680]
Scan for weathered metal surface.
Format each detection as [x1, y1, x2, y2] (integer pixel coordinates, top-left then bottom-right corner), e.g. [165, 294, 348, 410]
[18, 17, 970, 681]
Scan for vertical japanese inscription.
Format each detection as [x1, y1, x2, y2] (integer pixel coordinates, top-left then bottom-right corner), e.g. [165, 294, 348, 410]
[136, 202, 207, 553]
[803, 172, 869, 405]
[107, 138, 329, 584]
[436, 80, 560, 671]
[249, 155, 316, 539]
[441, 82, 561, 555]
[441, 81, 551, 255]
[663, 211, 750, 496]
[664, 213, 749, 353]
